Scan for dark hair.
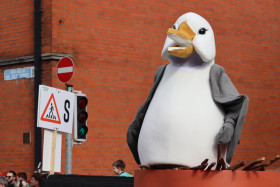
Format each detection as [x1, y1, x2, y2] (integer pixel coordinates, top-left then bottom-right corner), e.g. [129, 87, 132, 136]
[31, 173, 43, 186]
[112, 160, 126, 171]
[7, 170, 16, 177]
[17, 172, 27, 181]
[0, 176, 8, 187]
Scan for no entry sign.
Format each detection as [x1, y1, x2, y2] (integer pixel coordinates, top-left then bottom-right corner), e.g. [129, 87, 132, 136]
[57, 57, 74, 83]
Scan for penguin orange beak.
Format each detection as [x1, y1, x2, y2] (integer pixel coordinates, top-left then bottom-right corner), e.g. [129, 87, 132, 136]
[167, 22, 196, 58]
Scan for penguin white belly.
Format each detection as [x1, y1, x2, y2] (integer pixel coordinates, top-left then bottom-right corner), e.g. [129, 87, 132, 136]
[138, 64, 224, 166]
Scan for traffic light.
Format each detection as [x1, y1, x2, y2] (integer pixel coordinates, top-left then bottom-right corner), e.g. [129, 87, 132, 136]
[74, 93, 88, 142]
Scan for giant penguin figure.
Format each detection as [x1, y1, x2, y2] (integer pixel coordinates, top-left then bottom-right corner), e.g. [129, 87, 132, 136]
[127, 12, 248, 168]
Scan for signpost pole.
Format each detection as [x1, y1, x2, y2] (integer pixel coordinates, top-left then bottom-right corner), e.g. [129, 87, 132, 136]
[65, 83, 73, 174]
[56, 57, 75, 174]
[50, 130, 57, 174]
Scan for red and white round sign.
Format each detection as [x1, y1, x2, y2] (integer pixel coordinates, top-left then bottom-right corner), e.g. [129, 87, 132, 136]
[57, 57, 74, 83]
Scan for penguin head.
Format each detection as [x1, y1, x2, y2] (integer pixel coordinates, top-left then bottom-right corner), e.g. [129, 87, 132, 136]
[161, 12, 216, 63]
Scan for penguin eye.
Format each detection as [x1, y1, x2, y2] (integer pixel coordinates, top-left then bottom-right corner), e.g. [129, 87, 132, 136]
[198, 28, 208, 35]
[172, 25, 176, 29]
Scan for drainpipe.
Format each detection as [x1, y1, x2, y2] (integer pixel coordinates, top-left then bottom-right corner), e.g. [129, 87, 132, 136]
[34, 0, 42, 170]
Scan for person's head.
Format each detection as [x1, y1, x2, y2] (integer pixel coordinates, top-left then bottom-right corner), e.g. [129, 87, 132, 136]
[0, 176, 8, 187]
[14, 180, 28, 187]
[112, 160, 126, 175]
[6, 170, 16, 183]
[30, 173, 42, 187]
[14, 172, 28, 187]
[17, 172, 27, 182]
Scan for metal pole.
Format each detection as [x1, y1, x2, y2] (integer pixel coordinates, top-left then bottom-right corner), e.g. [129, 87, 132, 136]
[34, 0, 42, 170]
[65, 83, 73, 174]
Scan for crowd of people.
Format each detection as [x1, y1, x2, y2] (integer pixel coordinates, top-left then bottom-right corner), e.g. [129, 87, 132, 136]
[0, 159, 132, 187]
[0, 170, 43, 187]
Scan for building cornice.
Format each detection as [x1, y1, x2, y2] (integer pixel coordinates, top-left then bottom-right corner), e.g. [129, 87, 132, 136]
[0, 53, 72, 67]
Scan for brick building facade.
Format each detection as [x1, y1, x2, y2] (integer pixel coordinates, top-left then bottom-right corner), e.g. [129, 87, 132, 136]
[0, 0, 279, 177]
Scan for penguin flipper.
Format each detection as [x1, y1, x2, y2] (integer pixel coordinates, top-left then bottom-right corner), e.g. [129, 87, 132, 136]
[216, 116, 235, 144]
[210, 64, 249, 163]
[127, 114, 143, 165]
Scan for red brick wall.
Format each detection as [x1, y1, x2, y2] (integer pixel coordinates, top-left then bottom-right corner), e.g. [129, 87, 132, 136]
[0, 61, 53, 178]
[0, 0, 34, 58]
[0, 0, 34, 179]
[0, 62, 34, 176]
[0, 0, 279, 178]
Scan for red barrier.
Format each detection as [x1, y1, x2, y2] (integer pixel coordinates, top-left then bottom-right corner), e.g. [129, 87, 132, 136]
[134, 169, 280, 187]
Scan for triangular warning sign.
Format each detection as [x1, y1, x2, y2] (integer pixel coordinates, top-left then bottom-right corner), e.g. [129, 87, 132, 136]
[40, 93, 61, 124]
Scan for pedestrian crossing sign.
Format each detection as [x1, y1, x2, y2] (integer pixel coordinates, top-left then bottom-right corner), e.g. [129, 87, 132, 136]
[40, 93, 61, 124]
[37, 85, 74, 133]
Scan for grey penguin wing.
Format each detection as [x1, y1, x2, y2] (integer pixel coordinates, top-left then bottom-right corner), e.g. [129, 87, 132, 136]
[210, 64, 249, 163]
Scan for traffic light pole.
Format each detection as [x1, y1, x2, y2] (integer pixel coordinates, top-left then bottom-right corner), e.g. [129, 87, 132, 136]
[65, 83, 73, 174]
